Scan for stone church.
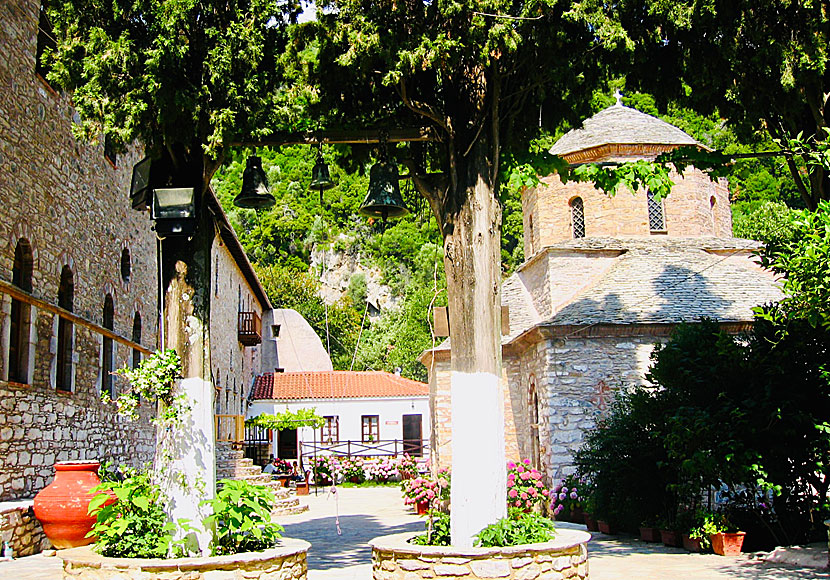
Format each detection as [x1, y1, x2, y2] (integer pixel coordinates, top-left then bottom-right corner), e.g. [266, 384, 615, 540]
[423, 100, 783, 485]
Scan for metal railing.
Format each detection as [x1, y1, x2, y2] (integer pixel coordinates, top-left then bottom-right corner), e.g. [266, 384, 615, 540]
[299, 438, 430, 460]
[237, 311, 262, 346]
[216, 414, 245, 443]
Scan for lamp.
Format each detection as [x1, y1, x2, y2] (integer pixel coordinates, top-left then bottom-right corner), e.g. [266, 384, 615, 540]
[151, 187, 197, 237]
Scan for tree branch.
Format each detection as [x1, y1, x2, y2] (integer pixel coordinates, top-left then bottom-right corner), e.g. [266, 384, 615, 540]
[399, 80, 451, 136]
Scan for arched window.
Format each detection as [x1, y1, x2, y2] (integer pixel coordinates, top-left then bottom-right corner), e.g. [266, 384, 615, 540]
[102, 294, 114, 398]
[131, 312, 142, 369]
[8, 239, 34, 383]
[647, 190, 666, 232]
[528, 375, 541, 470]
[56, 265, 74, 392]
[120, 248, 131, 283]
[570, 197, 585, 238]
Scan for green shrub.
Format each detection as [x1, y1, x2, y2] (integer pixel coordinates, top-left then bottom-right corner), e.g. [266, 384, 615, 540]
[202, 479, 284, 555]
[88, 472, 185, 558]
[475, 509, 556, 547]
[409, 510, 451, 546]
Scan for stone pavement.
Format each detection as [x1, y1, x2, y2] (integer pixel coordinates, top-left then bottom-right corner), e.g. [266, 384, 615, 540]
[1, 486, 828, 579]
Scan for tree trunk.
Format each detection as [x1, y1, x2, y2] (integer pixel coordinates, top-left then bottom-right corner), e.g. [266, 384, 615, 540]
[157, 158, 216, 555]
[443, 135, 506, 547]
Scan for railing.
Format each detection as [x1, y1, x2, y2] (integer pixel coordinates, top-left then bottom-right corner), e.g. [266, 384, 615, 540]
[216, 414, 245, 443]
[237, 311, 262, 346]
[299, 438, 430, 460]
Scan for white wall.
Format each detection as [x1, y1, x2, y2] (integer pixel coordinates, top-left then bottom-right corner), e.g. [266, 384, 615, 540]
[247, 396, 431, 457]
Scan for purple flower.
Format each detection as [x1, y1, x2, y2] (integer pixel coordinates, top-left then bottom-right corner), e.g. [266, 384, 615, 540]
[570, 492, 578, 499]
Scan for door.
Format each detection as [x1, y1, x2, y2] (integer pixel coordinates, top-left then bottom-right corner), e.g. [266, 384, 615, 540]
[277, 428, 297, 459]
[402, 414, 422, 456]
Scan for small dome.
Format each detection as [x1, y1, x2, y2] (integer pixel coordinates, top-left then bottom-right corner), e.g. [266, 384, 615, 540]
[550, 104, 699, 157]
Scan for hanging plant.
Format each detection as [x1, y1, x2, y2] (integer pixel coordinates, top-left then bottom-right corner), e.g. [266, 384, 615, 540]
[107, 349, 188, 427]
[245, 408, 325, 431]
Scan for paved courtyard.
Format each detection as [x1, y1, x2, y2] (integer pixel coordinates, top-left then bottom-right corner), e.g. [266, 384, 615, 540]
[1, 486, 828, 579]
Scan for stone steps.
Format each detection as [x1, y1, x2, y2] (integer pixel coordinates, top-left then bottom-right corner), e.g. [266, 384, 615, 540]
[271, 496, 309, 516]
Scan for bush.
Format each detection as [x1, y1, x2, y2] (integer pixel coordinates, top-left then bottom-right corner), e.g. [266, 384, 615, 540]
[506, 460, 548, 511]
[202, 479, 284, 555]
[475, 509, 556, 547]
[409, 510, 451, 546]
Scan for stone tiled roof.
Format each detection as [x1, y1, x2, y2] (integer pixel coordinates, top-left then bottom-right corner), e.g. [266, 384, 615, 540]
[544, 240, 782, 326]
[251, 371, 428, 400]
[550, 104, 699, 157]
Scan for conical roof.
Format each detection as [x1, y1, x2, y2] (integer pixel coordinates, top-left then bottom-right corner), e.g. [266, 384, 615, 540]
[550, 103, 699, 157]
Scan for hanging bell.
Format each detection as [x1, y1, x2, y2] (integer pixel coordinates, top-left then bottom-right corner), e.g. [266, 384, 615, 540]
[233, 156, 275, 210]
[309, 154, 335, 191]
[359, 160, 410, 220]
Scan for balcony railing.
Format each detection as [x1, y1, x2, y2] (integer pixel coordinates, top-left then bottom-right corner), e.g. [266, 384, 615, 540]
[216, 414, 245, 443]
[237, 311, 262, 346]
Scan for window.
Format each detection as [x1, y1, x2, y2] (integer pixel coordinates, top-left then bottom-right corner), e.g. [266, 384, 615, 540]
[321, 416, 339, 444]
[120, 248, 131, 283]
[570, 197, 585, 238]
[102, 294, 114, 398]
[56, 265, 74, 392]
[647, 190, 666, 232]
[131, 313, 142, 369]
[361, 415, 379, 442]
[35, 3, 56, 84]
[8, 240, 34, 384]
[104, 135, 117, 167]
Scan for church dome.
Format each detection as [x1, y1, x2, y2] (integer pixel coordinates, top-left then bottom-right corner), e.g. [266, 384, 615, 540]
[550, 103, 699, 160]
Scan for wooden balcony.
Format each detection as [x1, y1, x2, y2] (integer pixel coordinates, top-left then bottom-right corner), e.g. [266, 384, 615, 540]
[216, 414, 245, 443]
[238, 311, 262, 346]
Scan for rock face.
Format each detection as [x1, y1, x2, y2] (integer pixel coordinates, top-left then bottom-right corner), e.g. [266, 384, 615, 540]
[310, 242, 397, 314]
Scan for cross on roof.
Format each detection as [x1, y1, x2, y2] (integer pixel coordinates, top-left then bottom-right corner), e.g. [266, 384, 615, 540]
[613, 89, 624, 107]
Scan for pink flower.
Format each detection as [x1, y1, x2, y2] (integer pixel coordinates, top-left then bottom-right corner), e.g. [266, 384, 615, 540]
[507, 461, 516, 469]
[520, 492, 528, 500]
[523, 459, 531, 465]
[535, 480, 544, 487]
[508, 489, 518, 498]
[532, 471, 542, 480]
[553, 485, 562, 493]
[528, 487, 537, 497]
[520, 471, 530, 480]
[542, 489, 550, 496]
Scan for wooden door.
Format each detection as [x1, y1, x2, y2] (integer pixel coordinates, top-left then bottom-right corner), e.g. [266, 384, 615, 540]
[402, 414, 422, 456]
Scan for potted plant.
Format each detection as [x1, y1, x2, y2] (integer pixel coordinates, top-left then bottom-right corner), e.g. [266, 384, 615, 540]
[582, 494, 599, 532]
[706, 514, 745, 556]
[340, 457, 366, 484]
[506, 460, 547, 513]
[549, 474, 585, 522]
[638, 522, 661, 543]
[312, 455, 339, 486]
[658, 518, 681, 547]
[683, 509, 718, 553]
[401, 477, 439, 514]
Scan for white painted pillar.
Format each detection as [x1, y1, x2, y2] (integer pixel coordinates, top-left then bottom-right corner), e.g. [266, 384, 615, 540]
[450, 371, 506, 547]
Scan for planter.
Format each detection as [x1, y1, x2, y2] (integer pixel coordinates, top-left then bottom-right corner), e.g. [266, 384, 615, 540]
[33, 461, 109, 549]
[682, 534, 703, 552]
[597, 520, 616, 535]
[415, 500, 429, 515]
[659, 529, 681, 547]
[711, 531, 745, 556]
[370, 530, 591, 579]
[583, 513, 599, 532]
[348, 476, 364, 484]
[57, 538, 310, 579]
[639, 526, 661, 543]
[569, 507, 585, 524]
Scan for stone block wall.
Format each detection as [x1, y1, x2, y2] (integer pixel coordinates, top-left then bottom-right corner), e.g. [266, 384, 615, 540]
[0, 0, 158, 503]
[210, 235, 264, 421]
[0, 500, 49, 556]
[522, 166, 731, 255]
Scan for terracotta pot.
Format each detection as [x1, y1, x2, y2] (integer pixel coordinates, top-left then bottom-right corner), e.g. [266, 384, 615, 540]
[639, 526, 661, 542]
[415, 500, 429, 516]
[711, 531, 745, 556]
[682, 534, 703, 552]
[597, 520, 616, 535]
[584, 513, 599, 532]
[660, 529, 681, 547]
[33, 461, 108, 549]
[569, 507, 585, 524]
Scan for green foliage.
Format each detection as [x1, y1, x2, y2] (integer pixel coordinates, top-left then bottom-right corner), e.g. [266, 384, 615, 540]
[757, 200, 830, 328]
[245, 408, 325, 431]
[88, 471, 187, 558]
[733, 202, 802, 247]
[110, 349, 188, 427]
[409, 511, 451, 546]
[202, 479, 284, 556]
[347, 273, 368, 307]
[474, 509, 556, 547]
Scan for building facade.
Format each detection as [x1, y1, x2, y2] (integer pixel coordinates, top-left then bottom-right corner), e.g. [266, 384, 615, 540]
[424, 102, 783, 486]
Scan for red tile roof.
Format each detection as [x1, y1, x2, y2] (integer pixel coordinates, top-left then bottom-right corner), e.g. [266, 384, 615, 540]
[251, 371, 429, 400]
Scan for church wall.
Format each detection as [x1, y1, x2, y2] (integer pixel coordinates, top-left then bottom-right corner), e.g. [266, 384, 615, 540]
[0, 1, 158, 502]
[522, 167, 731, 254]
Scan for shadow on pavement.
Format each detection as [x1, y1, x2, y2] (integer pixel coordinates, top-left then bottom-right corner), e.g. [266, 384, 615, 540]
[282, 514, 422, 570]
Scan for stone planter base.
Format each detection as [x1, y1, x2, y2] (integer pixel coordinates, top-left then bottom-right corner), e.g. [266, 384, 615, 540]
[370, 529, 591, 580]
[57, 537, 310, 579]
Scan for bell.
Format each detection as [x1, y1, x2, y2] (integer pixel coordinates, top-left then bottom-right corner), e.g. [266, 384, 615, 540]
[359, 161, 410, 219]
[309, 154, 335, 191]
[233, 156, 275, 210]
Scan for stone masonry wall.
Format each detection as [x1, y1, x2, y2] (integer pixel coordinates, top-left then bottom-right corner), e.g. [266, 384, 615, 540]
[0, 0, 158, 503]
[210, 236, 263, 423]
[522, 166, 731, 256]
[0, 501, 49, 557]
[507, 334, 662, 483]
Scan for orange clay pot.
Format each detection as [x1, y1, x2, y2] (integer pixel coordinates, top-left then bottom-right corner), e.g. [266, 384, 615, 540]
[33, 461, 107, 549]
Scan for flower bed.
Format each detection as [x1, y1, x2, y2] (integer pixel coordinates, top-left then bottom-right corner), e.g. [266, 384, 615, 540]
[370, 530, 590, 580]
[57, 538, 310, 579]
